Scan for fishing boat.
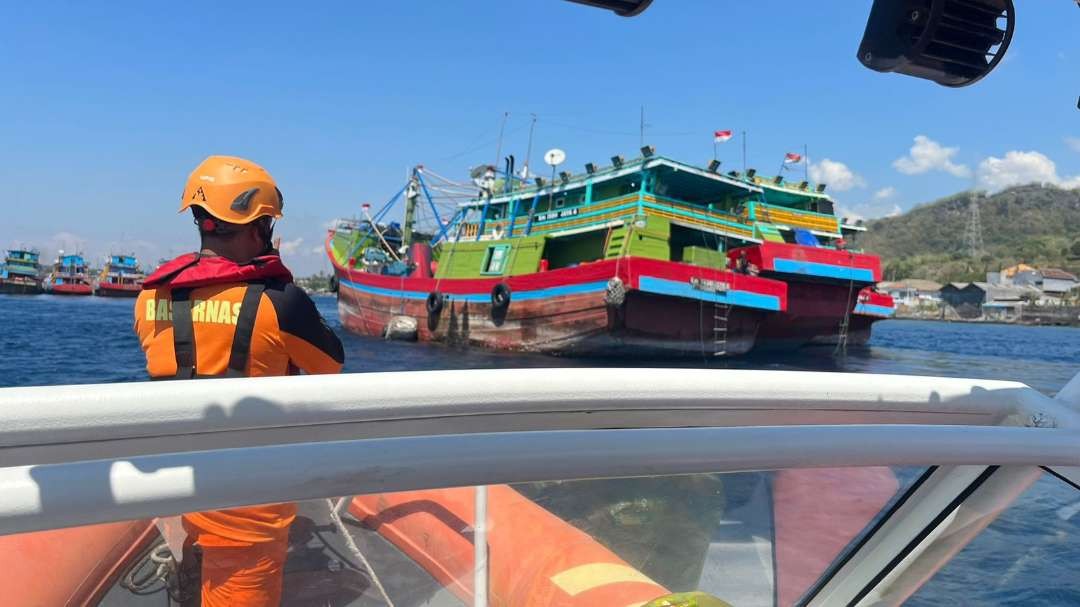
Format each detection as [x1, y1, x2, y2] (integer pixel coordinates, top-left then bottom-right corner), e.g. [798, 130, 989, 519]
[45, 253, 94, 296]
[326, 151, 893, 356]
[0, 248, 44, 295]
[95, 254, 144, 298]
[0, 368, 1077, 605]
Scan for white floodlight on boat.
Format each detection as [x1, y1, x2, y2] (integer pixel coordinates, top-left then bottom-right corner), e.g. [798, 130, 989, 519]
[585, 162, 597, 174]
[707, 159, 721, 173]
[559, 171, 571, 184]
[611, 155, 624, 168]
[640, 145, 655, 157]
[817, 183, 828, 193]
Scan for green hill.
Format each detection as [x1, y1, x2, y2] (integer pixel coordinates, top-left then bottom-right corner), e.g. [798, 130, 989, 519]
[857, 184, 1080, 283]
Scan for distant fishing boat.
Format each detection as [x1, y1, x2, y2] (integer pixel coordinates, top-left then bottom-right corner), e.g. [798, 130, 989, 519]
[95, 254, 144, 298]
[327, 150, 894, 356]
[45, 253, 94, 296]
[0, 248, 44, 295]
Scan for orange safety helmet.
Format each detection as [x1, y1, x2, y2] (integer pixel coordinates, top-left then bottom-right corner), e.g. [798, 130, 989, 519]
[179, 156, 284, 225]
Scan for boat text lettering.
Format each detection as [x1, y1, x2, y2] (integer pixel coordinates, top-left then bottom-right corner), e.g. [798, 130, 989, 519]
[690, 277, 730, 293]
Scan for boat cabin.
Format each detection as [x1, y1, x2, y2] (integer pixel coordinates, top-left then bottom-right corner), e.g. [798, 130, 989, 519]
[434, 155, 862, 279]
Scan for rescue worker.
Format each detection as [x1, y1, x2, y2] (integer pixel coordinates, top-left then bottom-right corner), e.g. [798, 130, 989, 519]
[134, 155, 344, 606]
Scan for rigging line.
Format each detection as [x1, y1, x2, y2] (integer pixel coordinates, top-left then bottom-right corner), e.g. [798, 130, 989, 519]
[834, 251, 858, 356]
[425, 184, 475, 193]
[421, 168, 473, 187]
[543, 119, 699, 138]
[328, 498, 396, 607]
[433, 123, 532, 162]
[425, 187, 475, 196]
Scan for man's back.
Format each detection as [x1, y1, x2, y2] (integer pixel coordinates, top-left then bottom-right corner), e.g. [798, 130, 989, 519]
[135, 279, 343, 379]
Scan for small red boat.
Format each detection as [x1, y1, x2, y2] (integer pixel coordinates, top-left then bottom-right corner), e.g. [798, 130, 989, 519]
[45, 253, 94, 296]
[95, 254, 144, 298]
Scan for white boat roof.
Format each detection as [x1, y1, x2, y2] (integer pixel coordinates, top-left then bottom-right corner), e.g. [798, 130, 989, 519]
[458, 156, 765, 208]
[1, 368, 1077, 605]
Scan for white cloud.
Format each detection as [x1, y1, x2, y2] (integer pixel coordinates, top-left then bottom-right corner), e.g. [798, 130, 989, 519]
[835, 201, 903, 223]
[1066, 137, 1080, 154]
[309, 245, 325, 255]
[873, 186, 897, 201]
[834, 204, 864, 223]
[278, 237, 304, 255]
[808, 158, 865, 191]
[976, 150, 1080, 192]
[49, 231, 88, 254]
[893, 135, 971, 178]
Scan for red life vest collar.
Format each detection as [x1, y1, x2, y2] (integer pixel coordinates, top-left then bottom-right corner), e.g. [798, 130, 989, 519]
[143, 253, 294, 289]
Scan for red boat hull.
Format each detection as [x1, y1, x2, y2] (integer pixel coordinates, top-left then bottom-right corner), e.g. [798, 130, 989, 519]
[755, 283, 893, 348]
[50, 283, 94, 296]
[331, 237, 894, 356]
[728, 243, 894, 348]
[332, 253, 785, 357]
[95, 282, 142, 298]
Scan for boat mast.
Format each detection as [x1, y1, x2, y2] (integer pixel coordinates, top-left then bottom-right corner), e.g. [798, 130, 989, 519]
[523, 113, 537, 180]
[493, 111, 509, 178]
[403, 169, 420, 249]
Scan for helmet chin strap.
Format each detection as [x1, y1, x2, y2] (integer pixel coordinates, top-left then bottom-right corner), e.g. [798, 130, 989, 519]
[259, 219, 277, 255]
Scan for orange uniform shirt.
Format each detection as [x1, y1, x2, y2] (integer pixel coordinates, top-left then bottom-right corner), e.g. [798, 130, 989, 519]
[135, 280, 344, 546]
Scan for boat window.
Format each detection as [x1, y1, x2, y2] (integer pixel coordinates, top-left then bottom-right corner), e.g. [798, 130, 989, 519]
[542, 229, 607, 270]
[904, 471, 1079, 606]
[4, 467, 934, 607]
[481, 244, 510, 275]
[590, 174, 640, 202]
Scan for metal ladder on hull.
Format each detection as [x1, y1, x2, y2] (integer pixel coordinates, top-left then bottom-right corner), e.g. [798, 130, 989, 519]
[713, 302, 730, 356]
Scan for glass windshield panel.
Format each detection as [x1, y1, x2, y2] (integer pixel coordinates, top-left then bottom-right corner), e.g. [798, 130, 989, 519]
[907, 471, 1080, 606]
[0, 467, 928, 607]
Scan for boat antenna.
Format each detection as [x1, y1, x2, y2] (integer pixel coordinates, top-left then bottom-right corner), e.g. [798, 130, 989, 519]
[742, 131, 747, 173]
[804, 143, 809, 183]
[523, 113, 537, 180]
[639, 105, 645, 148]
[493, 111, 509, 176]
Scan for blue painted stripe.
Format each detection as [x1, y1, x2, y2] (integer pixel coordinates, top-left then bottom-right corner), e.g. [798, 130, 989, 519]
[772, 258, 876, 282]
[339, 277, 608, 303]
[854, 303, 895, 317]
[637, 276, 781, 311]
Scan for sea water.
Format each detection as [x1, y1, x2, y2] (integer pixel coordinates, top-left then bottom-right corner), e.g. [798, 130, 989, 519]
[1, 294, 1077, 605]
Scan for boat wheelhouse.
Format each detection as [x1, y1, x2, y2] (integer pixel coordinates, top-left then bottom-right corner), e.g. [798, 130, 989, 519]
[0, 248, 44, 295]
[95, 254, 144, 298]
[46, 253, 94, 296]
[328, 152, 893, 355]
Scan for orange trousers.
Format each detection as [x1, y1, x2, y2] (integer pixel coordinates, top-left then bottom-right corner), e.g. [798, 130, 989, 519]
[196, 538, 289, 607]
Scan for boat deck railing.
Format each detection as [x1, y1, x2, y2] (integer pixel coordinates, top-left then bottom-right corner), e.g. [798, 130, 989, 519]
[2, 368, 1076, 605]
[747, 201, 842, 235]
[454, 190, 849, 245]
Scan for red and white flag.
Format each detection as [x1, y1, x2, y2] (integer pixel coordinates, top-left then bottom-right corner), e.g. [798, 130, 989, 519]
[714, 130, 733, 143]
[784, 152, 803, 164]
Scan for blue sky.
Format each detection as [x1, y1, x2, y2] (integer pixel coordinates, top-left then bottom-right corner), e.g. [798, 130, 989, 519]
[2, 1, 1077, 275]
